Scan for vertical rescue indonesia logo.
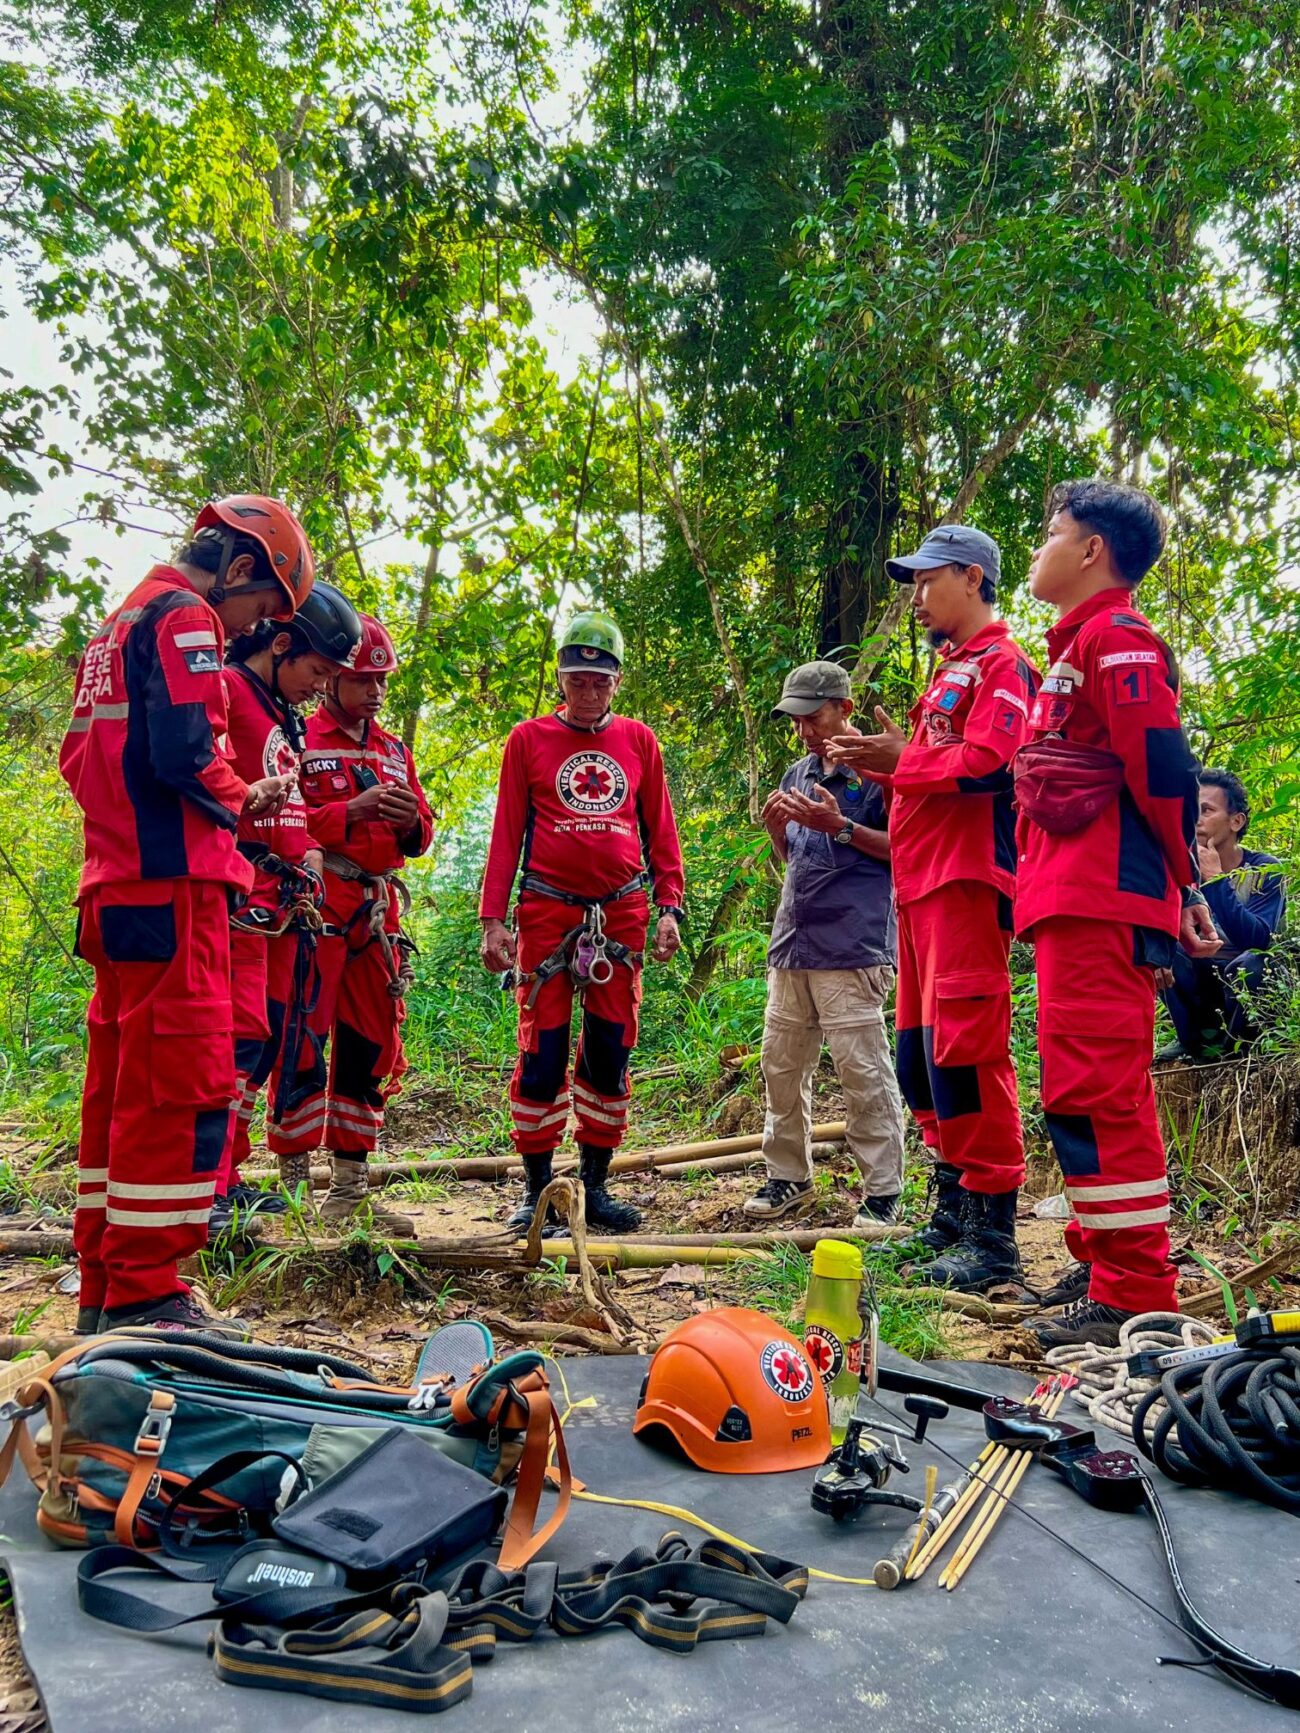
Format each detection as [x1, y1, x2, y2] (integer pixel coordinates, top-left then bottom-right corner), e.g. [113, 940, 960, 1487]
[760, 1341, 815, 1403]
[803, 1326, 844, 1385]
[556, 752, 629, 817]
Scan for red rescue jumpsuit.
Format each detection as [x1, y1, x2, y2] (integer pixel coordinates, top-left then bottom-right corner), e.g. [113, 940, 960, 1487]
[267, 710, 433, 1158]
[59, 566, 251, 1312]
[1017, 588, 1199, 1313]
[217, 664, 321, 1195]
[884, 622, 1040, 1194]
[479, 711, 685, 1154]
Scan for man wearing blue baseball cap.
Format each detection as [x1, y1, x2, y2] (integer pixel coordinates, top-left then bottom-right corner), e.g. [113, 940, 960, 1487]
[829, 525, 1041, 1293]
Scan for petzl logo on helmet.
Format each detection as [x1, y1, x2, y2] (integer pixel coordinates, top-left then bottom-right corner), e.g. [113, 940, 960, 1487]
[760, 1341, 814, 1403]
[556, 751, 628, 817]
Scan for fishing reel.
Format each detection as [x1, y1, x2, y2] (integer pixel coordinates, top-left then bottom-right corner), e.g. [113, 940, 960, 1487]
[811, 1394, 949, 1523]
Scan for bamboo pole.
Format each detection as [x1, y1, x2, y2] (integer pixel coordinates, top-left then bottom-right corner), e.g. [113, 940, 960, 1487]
[242, 1123, 851, 1187]
[657, 1142, 841, 1179]
[0, 1231, 74, 1257]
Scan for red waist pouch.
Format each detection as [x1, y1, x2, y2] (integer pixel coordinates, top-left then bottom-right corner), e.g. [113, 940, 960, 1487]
[1014, 740, 1126, 835]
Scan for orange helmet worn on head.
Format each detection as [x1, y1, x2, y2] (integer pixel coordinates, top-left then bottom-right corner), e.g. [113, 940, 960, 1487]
[193, 495, 314, 619]
[633, 1307, 830, 1474]
[356, 613, 399, 674]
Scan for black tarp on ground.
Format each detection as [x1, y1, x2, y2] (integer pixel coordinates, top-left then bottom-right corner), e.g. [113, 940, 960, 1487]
[1, 1350, 1295, 1732]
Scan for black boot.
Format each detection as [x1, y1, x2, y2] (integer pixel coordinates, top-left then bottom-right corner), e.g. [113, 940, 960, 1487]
[918, 1187, 1022, 1294]
[897, 1162, 966, 1261]
[579, 1145, 643, 1233]
[506, 1152, 562, 1237]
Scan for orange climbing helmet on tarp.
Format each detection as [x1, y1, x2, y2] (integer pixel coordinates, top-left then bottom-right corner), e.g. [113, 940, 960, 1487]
[633, 1307, 830, 1474]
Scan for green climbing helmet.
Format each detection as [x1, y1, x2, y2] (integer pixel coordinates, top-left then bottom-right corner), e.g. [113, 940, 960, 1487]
[557, 609, 624, 673]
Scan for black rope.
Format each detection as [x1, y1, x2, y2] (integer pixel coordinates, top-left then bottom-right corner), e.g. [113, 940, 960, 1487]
[1132, 1346, 1300, 1513]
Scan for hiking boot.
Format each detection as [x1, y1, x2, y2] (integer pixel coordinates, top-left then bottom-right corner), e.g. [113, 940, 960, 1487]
[100, 1291, 251, 1340]
[277, 1151, 317, 1211]
[910, 1187, 1022, 1293]
[506, 1151, 562, 1238]
[852, 1193, 900, 1237]
[319, 1157, 415, 1237]
[207, 1192, 265, 1246]
[893, 1161, 966, 1261]
[227, 1180, 288, 1216]
[1029, 1298, 1138, 1351]
[1033, 1260, 1092, 1310]
[74, 1306, 103, 1336]
[742, 1178, 814, 1220]
[579, 1145, 642, 1234]
[1154, 1038, 1196, 1065]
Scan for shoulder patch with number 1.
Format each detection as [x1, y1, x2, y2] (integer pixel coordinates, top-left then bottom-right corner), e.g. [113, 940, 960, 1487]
[1110, 666, 1150, 706]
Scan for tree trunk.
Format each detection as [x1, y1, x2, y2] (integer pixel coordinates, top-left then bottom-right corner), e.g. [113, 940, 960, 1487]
[815, 0, 900, 658]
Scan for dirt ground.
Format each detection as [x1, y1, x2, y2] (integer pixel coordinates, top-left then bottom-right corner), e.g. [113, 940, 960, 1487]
[2, 1113, 1298, 1730]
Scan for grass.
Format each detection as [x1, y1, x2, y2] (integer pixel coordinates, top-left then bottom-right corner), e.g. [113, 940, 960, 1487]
[734, 1242, 949, 1362]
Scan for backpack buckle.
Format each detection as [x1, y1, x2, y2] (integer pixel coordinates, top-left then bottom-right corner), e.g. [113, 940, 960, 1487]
[134, 1392, 175, 1457]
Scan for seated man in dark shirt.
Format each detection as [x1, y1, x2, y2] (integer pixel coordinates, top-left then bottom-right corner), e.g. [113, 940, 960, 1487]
[1156, 768, 1286, 1061]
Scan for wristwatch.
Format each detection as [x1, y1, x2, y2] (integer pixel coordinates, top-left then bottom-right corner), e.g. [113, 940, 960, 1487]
[833, 822, 856, 847]
[656, 905, 685, 923]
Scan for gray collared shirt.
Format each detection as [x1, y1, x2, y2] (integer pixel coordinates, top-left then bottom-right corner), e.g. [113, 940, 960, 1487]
[767, 755, 896, 971]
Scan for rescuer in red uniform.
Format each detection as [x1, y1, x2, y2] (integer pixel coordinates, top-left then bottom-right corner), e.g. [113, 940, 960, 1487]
[215, 582, 363, 1239]
[1015, 480, 1220, 1349]
[828, 527, 1040, 1292]
[60, 495, 314, 1334]
[479, 612, 685, 1235]
[267, 613, 432, 1234]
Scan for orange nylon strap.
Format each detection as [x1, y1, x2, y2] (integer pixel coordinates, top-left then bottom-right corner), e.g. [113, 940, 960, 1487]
[113, 1390, 175, 1549]
[497, 1392, 571, 1571]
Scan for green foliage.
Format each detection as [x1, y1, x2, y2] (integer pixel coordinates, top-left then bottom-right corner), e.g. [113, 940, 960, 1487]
[4, 0, 1300, 1177]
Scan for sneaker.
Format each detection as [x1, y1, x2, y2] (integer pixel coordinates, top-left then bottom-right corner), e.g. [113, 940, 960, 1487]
[207, 1193, 265, 1247]
[1029, 1298, 1138, 1351]
[227, 1181, 288, 1216]
[74, 1306, 103, 1337]
[1154, 1039, 1196, 1065]
[742, 1178, 814, 1220]
[852, 1193, 900, 1236]
[1033, 1260, 1092, 1310]
[99, 1292, 252, 1340]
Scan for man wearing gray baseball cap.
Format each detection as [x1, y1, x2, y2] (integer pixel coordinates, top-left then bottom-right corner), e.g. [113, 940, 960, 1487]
[745, 660, 906, 1231]
[828, 525, 1040, 1293]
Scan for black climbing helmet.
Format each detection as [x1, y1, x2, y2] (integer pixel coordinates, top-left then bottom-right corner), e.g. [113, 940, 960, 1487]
[285, 580, 363, 668]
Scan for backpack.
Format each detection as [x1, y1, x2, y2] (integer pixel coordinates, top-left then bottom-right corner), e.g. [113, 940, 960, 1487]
[0, 1328, 570, 1570]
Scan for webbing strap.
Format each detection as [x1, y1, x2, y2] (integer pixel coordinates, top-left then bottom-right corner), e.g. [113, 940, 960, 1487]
[214, 1593, 473, 1714]
[519, 871, 648, 907]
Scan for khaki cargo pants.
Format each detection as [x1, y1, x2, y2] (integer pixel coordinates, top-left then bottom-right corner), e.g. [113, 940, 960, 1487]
[761, 966, 905, 1196]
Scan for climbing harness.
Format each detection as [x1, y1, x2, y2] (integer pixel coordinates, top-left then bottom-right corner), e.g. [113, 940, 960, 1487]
[320, 850, 418, 1000]
[506, 872, 648, 1008]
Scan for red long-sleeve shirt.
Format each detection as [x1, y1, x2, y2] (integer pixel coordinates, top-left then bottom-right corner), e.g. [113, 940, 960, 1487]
[886, 620, 1040, 906]
[1015, 588, 1198, 939]
[60, 565, 252, 893]
[479, 710, 685, 920]
[222, 665, 318, 913]
[298, 709, 434, 876]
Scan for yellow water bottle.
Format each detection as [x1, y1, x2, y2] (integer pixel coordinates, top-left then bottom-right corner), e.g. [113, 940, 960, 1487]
[803, 1238, 864, 1443]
